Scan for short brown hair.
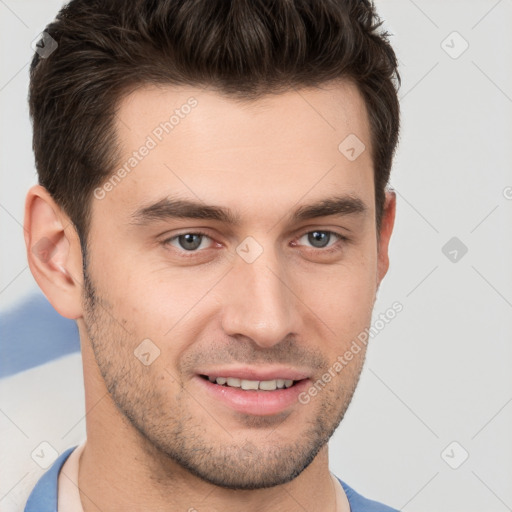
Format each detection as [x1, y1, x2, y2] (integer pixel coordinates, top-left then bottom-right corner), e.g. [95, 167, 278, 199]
[29, 0, 400, 249]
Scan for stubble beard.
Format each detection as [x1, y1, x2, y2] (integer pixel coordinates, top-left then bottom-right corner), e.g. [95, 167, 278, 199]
[81, 263, 365, 490]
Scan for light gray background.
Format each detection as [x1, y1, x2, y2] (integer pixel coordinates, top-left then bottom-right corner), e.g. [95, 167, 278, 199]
[1, 1, 511, 511]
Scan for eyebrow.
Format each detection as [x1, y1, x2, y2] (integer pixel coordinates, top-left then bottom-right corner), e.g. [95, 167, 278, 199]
[130, 194, 368, 227]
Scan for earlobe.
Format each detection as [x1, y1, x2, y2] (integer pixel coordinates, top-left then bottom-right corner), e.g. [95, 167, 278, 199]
[24, 185, 84, 319]
[376, 189, 396, 285]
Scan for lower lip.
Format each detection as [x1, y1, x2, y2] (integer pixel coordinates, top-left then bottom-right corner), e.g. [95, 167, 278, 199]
[195, 376, 311, 416]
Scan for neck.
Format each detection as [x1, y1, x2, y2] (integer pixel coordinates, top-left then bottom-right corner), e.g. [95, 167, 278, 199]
[78, 423, 343, 512]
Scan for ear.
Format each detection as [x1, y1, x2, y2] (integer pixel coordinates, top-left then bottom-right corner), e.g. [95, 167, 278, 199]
[23, 185, 84, 319]
[376, 189, 396, 286]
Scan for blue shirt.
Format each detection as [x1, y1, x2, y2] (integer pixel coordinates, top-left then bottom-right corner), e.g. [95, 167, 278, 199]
[25, 447, 399, 511]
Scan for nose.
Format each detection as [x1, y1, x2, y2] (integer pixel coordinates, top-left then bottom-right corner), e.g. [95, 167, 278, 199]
[219, 247, 303, 349]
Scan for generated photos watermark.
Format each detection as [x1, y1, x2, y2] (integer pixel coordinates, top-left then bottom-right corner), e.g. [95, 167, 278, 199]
[298, 301, 403, 404]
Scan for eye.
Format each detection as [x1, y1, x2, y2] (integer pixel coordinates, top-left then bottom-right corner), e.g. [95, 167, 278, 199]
[162, 229, 349, 257]
[295, 230, 347, 251]
[165, 231, 213, 252]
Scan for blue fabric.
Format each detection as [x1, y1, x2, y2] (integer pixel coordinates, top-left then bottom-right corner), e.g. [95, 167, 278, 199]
[0, 293, 80, 378]
[24, 447, 75, 512]
[25, 446, 399, 511]
[339, 479, 399, 511]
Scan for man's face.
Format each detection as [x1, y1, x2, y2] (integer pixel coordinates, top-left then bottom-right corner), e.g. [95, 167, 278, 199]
[79, 81, 390, 489]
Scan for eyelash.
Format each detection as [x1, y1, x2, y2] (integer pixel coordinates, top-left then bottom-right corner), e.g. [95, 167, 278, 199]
[162, 230, 350, 257]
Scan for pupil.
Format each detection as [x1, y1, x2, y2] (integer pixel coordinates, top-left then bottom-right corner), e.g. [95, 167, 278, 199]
[179, 233, 202, 250]
[308, 231, 329, 248]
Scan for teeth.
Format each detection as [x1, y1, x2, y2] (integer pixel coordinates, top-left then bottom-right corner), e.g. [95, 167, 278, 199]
[209, 376, 296, 390]
[226, 377, 241, 388]
[241, 380, 259, 390]
[259, 380, 277, 391]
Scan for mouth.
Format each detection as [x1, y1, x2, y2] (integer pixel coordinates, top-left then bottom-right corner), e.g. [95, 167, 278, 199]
[194, 369, 310, 416]
[200, 375, 298, 391]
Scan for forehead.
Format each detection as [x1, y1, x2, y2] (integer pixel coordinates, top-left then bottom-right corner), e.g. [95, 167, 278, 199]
[116, 80, 370, 154]
[101, 81, 374, 223]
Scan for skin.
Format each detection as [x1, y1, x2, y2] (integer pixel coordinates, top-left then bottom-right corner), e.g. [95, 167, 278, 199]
[24, 79, 396, 512]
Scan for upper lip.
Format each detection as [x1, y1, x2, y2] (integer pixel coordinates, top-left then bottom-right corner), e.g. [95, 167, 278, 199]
[196, 366, 310, 381]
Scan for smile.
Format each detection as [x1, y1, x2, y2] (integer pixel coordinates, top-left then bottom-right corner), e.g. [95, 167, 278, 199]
[201, 375, 296, 390]
[196, 371, 310, 416]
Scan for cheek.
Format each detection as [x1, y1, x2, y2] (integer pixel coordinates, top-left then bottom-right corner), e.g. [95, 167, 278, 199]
[321, 277, 375, 333]
[91, 264, 221, 362]
[304, 253, 377, 343]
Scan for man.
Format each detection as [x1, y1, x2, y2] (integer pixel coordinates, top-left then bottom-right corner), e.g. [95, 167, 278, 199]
[23, 0, 400, 510]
